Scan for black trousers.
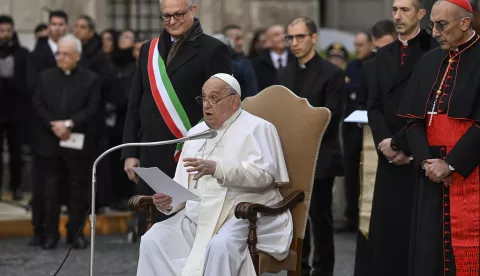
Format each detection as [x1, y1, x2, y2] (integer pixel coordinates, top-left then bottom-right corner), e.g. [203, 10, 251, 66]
[302, 177, 335, 276]
[0, 123, 23, 193]
[109, 135, 134, 204]
[342, 123, 363, 228]
[31, 155, 45, 236]
[40, 151, 91, 238]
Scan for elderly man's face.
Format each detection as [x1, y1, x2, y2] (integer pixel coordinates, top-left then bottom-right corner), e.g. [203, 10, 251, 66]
[201, 78, 240, 129]
[161, 0, 196, 39]
[430, 1, 472, 51]
[57, 40, 80, 72]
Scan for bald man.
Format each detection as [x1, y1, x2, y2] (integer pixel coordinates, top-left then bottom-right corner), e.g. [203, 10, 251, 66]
[251, 24, 295, 92]
[399, 0, 480, 275]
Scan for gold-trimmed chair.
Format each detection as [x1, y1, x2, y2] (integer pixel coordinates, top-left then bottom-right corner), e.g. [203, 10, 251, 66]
[129, 85, 331, 275]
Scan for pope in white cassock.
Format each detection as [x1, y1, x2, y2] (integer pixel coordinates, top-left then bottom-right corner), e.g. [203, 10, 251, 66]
[136, 73, 293, 276]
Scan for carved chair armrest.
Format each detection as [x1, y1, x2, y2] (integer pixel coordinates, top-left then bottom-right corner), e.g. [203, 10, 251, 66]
[234, 190, 305, 275]
[128, 195, 154, 212]
[234, 190, 305, 220]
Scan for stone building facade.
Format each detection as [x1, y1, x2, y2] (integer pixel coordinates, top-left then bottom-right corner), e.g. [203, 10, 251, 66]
[3, 0, 477, 51]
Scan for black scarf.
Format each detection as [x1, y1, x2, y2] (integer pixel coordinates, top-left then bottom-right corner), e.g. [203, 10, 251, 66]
[165, 18, 203, 65]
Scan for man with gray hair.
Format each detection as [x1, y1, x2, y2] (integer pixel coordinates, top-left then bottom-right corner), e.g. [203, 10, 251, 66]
[136, 74, 292, 276]
[398, 0, 480, 274]
[122, 0, 232, 237]
[33, 33, 100, 250]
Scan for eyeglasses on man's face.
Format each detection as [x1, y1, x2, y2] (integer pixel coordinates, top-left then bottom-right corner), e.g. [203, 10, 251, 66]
[285, 33, 312, 43]
[195, 93, 235, 105]
[161, 5, 192, 22]
[428, 17, 466, 32]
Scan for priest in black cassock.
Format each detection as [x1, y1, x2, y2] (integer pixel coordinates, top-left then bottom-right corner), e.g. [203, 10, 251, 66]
[366, 0, 437, 275]
[278, 16, 345, 276]
[398, 0, 480, 275]
[353, 19, 396, 276]
[122, 0, 232, 236]
[33, 34, 100, 249]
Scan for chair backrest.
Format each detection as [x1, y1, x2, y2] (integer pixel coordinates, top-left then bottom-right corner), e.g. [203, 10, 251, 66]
[242, 85, 331, 240]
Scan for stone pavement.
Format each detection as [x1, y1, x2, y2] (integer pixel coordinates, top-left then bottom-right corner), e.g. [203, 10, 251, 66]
[0, 233, 356, 276]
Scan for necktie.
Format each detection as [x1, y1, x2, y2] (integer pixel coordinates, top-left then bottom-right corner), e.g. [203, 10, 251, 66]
[277, 57, 283, 69]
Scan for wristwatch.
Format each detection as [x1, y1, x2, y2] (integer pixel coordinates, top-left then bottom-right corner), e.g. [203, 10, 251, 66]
[64, 120, 72, 129]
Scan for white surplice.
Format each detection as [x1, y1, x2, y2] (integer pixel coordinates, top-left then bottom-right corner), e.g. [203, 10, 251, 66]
[136, 108, 293, 276]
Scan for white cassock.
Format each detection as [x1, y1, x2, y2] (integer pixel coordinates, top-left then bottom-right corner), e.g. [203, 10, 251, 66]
[136, 108, 293, 276]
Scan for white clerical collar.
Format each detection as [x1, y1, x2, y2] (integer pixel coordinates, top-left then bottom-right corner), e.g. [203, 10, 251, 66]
[454, 31, 476, 51]
[171, 36, 177, 43]
[270, 50, 288, 69]
[398, 28, 420, 46]
[218, 108, 242, 130]
[48, 38, 58, 56]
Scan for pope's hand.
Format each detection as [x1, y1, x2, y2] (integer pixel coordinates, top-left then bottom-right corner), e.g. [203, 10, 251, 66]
[153, 193, 172, 212]
[183, 158, 217, 180]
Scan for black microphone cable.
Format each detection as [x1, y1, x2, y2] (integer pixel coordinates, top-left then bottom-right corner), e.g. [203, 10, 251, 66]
[53, 206, 92, 276]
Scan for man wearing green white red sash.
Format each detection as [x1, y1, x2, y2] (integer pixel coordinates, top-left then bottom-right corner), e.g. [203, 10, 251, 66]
[121, 0, 233, 235]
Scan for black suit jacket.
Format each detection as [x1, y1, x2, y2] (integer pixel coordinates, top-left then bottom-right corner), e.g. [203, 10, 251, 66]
[121, 29, 233, 177]
[27, 37, 57, 96]
[367, 30, 435, 152]
[277, 54, 345, 179]
[33, 66, 101, 157]
[251, 49, 295, 92]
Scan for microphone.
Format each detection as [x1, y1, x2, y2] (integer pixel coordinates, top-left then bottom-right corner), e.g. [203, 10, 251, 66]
[88, 128, 217, 276]
[185, 128, 217, 140]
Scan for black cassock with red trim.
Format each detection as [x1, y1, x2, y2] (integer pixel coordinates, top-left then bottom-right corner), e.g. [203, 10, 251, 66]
[398, 33, 480, 276]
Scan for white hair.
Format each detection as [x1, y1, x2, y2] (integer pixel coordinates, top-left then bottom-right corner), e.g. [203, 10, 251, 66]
[211, 33, 234, 49]
[59, 34, 83, 53]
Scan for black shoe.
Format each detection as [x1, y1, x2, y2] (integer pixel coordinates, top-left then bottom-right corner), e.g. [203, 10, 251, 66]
[71, 236, 89, 249]
[42, 237, 59, 249]
[27, 235, 44, 246]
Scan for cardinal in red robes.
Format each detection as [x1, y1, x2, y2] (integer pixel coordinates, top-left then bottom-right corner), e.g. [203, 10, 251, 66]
[398, 0, 480, 275]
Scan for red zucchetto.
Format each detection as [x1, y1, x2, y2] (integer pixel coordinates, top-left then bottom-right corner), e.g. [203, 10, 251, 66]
[445, 0, 473, 13]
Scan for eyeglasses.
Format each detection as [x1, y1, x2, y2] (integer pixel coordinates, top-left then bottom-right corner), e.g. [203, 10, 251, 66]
[195, 93, 235, 105]
[160, 5, 192, 22]
[428, 17, 466, 32]
[285, 33, 312, 43]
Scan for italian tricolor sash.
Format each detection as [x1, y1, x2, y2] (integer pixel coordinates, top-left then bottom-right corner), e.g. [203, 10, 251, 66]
[147, 37, 192, 161]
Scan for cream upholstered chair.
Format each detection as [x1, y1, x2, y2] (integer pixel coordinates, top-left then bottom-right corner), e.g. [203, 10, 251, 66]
[129, 85, 331, 276]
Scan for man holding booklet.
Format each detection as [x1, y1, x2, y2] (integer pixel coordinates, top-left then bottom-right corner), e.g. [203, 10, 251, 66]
[135, 74, 293, 276]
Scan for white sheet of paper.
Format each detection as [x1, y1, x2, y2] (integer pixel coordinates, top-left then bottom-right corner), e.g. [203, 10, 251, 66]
[344, 110, 368, 123]
[133, 167, 200, 207]
[59, 133, 85, 150]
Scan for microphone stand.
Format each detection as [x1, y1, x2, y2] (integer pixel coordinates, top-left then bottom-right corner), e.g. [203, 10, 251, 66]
[89, 130, 216, 276]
